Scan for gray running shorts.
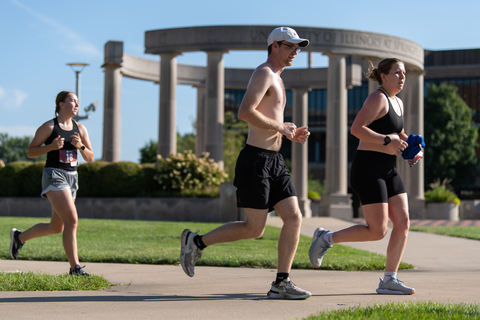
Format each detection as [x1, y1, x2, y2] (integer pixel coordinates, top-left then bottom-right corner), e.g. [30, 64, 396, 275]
[41, 167, 78, 199]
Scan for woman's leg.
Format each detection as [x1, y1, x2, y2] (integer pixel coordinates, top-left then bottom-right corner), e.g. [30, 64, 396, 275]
[385, 193, 410, 272]
[331, 202, 389, 243]
[42, 189, 80, 269]
[18, 206, 64, 242]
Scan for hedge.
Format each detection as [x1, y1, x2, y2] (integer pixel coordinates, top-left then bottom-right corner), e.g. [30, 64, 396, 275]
[0, 161, 33, 196]
[0, 160, 219, 198]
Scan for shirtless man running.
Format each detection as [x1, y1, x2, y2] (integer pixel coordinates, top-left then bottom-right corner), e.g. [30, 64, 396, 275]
[180, 27, 311, 300]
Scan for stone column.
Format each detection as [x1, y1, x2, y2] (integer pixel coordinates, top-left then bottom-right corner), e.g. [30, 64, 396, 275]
[158, 53, 179, 158]
[204, 51, 226, 169]
[320, 54, 352, 219]
[398, 69, 425, 219]
[102, 41, 123, 162]
[194, 86, 206, 157]
[291, 87, 311, 218]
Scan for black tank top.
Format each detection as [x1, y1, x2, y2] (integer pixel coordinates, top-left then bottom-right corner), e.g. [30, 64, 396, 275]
[368, 90, 404, 134]
[45, 118, 80, 171]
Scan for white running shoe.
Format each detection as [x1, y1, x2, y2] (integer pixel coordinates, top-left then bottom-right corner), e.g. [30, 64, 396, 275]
[376, 277, 415, 295]
[180, 229, 203, 277]
[308, 228, 332, 268]
[267, 278, 311, 300]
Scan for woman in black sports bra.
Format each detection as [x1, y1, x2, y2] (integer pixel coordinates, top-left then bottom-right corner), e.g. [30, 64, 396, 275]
[309, 58, 416, 295]
[9, 91, 94, 276]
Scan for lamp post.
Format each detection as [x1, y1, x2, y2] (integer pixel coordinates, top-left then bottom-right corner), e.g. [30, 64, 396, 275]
[67, 63, 90, 121]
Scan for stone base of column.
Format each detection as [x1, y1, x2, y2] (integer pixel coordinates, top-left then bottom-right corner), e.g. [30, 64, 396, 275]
[219, 182, 241, 222]
[298, 198, 312, 218]
[408, 197, 426, 220]
[318, 194, 352, 220]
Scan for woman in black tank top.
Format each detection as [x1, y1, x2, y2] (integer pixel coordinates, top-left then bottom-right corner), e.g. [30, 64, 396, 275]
[9, 91, 94, 276]
[309, 59, 418, 295]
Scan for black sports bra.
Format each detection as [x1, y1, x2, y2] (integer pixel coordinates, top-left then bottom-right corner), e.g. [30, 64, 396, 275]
[368, 90, 404, 134]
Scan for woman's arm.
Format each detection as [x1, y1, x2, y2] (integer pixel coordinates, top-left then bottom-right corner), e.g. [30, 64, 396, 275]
[73, 122, 94, 163]
[27, 121, 58, 158]
[351, 93, 407, 152]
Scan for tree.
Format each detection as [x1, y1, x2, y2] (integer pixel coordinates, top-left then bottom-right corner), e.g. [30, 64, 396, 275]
[223, 111, 248, 181]
[424, 83, 478, 188]
[0, 133, 46, 164]
[139, 139, 157, 163]
[177, 132, 195, 154]
[139, 133, 196, 164]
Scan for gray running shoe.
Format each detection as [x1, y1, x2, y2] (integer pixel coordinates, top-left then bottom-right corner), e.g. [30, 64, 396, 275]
[308, 228, 332, 268]
[180, 229, 203, 277]
[267, 278, 311, 300]
[69, 265, 89, 276]
[9, 228, 24, 260]
[69, 264, 89, 276]
[376, 277, 415, 295]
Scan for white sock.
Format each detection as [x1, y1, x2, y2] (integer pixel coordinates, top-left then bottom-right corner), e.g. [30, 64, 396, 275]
[383, 271, 397, 283]
[322, 232, 335, 245]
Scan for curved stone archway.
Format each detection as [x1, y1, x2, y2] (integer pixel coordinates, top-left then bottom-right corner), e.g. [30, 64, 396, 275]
[102, 25, 425, 218]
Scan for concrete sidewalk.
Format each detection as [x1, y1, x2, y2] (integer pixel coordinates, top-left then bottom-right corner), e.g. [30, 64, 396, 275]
[1, 217, 479, 320]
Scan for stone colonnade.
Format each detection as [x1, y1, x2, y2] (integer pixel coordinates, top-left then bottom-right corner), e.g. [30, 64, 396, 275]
[102, 26, 425, 218]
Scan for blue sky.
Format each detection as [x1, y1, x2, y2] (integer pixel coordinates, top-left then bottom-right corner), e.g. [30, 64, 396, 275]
[1, 0, 478, 163]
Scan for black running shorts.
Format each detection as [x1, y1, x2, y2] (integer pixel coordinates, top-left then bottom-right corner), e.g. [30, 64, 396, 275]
[350, 150, 406, 205]
[234, 144, 297, 212]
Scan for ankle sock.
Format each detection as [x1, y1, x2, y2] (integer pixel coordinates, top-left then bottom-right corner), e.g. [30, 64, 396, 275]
[322, 232, 335, 245]
[275, 273, 289, 285]
[383, 271, 397, 283]
[193, 235, 207, 250]
[15, 231, 24, 244]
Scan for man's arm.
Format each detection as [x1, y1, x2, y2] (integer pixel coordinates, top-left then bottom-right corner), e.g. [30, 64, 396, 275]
[238, 67, 296, 139]
[287, 126, 310, 144]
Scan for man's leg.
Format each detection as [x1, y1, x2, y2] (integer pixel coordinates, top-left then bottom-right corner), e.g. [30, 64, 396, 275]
[271, 196, 302, 273]
[267, 196, 311, 300]
[201, 208, 268, 246]
[180, 208, 268, 277]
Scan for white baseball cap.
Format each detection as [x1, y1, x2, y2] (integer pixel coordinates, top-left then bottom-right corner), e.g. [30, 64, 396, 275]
[267, 27, 309, 48]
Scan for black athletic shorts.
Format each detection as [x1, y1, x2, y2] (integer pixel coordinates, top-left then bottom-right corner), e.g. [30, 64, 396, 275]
[233, 144, 297, 212]
[350, 150, 406, 205]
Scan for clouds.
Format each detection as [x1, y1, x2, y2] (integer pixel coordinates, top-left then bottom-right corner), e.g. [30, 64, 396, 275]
[0, 87, 28, 110]
[9, 0, 102, 59]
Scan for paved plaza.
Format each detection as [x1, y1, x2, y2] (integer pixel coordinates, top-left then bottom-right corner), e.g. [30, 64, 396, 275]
[1, 217, 479, 319]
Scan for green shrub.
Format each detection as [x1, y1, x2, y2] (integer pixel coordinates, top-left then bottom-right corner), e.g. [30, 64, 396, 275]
[308, 175, 325, 197]
[0, 156, 229, 198]
[425, 178, 461, 205]
[98, 162, 142, 197]
[140, 163, 164, 197]
[154, 151, 227, 197]
[308, 190, 321, 202]
[77, 161, 110, 197]
[0, 161, 32, 196]
[18, 162, 44, 197]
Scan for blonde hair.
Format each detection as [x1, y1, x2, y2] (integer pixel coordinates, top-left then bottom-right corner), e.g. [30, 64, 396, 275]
[365, 58, 403, 85]
[54, 91, 75, 117]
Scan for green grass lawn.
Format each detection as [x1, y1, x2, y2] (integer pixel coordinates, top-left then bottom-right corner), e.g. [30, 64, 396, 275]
[304, 301, 480, 320]
[1, 217, 479, 319]
[0, 216, 413, 271]
[410, 226, 480, 240]
[0, 271, 112, 291]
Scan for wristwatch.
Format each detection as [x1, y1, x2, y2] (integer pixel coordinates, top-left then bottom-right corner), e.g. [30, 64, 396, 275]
[80, 145, 86, 151]
[383, 136, 391, 146]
